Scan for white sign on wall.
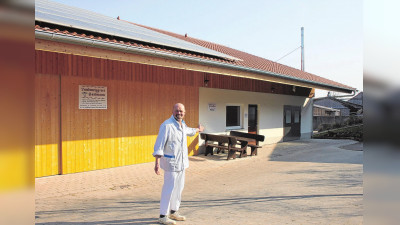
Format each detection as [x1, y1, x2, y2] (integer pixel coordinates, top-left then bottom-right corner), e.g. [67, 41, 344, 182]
[208, 103, 216, 112]
[79, 85, 107, 109]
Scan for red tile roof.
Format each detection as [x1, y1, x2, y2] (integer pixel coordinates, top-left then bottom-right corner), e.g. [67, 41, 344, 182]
[35, 22, 354, 91]
[35, 24, 230, 63]
[133, 23, 354, 91]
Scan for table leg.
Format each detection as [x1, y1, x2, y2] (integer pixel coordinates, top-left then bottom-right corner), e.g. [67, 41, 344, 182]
[205, 146, 214, 156]
[227, 149, 236, 160]
[250, 146, 257, 156]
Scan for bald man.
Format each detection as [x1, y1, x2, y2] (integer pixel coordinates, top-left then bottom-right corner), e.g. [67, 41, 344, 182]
[153, 103, 204, 225]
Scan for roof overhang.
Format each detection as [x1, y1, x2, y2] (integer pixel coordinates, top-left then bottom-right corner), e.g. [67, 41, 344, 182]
[35, 30, 356, 94]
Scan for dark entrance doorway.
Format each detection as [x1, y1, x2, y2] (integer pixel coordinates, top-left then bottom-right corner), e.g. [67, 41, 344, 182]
[248, 104, 258, 134]
[283, 105, 301, 141]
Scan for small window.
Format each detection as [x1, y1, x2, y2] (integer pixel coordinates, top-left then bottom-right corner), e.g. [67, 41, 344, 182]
[294, 111, 300, 123]
[285, 110, 291, 123]
[226, 106, 240, 127]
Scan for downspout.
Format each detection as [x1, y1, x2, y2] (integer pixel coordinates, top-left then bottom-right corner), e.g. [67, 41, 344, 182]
[35, 30, 355, 94]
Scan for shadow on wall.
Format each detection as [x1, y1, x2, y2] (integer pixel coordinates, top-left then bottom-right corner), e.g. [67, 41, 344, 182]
[187, 135, 199, 156]
[36, 74, 200, 145]
[35, 73, 201, 176]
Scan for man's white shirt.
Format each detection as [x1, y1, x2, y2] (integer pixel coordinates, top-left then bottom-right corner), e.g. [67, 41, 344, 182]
[153, 115, 197, 171]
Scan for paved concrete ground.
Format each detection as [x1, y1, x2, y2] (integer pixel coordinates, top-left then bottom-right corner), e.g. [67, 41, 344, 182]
[35, 139, 363, 225]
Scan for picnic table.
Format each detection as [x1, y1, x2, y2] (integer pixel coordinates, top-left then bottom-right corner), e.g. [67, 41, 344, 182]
[200, 132, 264, 160]
[229, 131, 265, 156]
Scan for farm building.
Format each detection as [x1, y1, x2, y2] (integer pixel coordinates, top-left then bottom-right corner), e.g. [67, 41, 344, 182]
[35, 0, 355, 177]
[314, 95, 363, 116]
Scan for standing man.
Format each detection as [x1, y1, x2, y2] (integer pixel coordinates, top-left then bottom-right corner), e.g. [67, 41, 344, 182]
[153, 103, 204, 225]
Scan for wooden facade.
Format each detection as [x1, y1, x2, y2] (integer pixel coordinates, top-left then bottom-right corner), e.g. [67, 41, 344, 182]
[313, 106, 340, 116]
[35, 50, 202, 177]
[35, 49, 313, 177]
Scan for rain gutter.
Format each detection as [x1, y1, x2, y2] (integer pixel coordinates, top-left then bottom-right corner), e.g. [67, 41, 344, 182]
[35, 30, 355, 94]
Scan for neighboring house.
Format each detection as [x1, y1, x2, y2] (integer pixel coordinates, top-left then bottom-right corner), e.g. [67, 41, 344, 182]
[313, 92, 363, 131]
[348, 92, 363, 114]
[35, 0, 355, 177]
[312, 104, 344, 131]
[313, 95, 363, 116]
[313, 104, 341, 116]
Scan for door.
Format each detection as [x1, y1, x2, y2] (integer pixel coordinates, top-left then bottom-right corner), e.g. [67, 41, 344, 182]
[248, 104, 258, 134]
[283, 105, 301, 141]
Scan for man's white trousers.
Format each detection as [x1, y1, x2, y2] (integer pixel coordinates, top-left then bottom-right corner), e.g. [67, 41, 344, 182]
[160, 170, 185, 215]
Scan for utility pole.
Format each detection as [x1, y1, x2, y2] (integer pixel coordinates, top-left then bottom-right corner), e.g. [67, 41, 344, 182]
[301, 27, 305, 71]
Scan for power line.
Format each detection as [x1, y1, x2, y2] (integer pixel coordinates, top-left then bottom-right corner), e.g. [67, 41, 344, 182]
[275, 46, 301, 62]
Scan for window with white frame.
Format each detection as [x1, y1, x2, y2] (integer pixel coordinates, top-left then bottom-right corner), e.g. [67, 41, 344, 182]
[226, 105, 241, 128]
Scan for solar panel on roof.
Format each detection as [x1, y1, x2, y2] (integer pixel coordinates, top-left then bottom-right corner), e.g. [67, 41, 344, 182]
[35, 0, 239, 61]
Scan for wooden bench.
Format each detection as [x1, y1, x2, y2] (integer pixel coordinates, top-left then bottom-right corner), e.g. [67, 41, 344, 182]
[200, 133, 229, 156]
[229, 131, 265, 156]
[200, 133, 248, 160]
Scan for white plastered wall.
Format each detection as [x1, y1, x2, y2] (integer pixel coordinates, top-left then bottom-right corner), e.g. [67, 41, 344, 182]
[199, 87, 313, 147]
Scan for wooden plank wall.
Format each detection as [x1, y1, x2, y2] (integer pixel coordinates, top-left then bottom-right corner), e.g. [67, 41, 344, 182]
[204, 73, 312, 97]
[60, 76, 199, 174]
[35, 73, 60, 177]
[35, 50, 200, 176]
[35, 49, 311, 176]
[34, 51, 312, 96]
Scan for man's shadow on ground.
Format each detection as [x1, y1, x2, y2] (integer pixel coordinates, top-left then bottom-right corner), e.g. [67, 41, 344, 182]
[36, 217, 158, 225]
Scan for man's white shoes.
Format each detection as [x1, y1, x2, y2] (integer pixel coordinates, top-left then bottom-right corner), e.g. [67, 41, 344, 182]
[159, 216, 176, 225]
[169, 211, 186, 221]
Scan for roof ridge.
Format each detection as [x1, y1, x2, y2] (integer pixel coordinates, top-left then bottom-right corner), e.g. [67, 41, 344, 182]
[130, 22, 353, 90]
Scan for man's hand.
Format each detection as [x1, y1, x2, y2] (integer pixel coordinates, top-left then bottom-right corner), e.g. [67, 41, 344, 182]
[154, 164, 160, 175]
[198, 124, 204, 132]
[154, 155, 161, 175]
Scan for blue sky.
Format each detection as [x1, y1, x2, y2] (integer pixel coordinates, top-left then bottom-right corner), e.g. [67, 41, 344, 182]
[50, 0, 363, 97]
